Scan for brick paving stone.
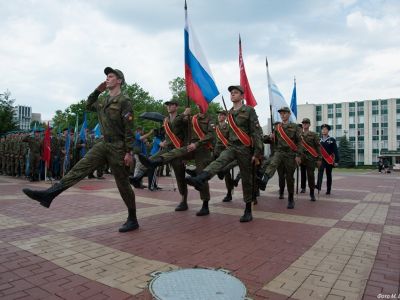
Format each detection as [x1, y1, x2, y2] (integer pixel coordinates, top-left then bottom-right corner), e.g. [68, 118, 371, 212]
[0, 172, 399, 299]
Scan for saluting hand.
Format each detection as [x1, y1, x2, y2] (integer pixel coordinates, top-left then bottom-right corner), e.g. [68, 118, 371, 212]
[96, 81, 107, 92]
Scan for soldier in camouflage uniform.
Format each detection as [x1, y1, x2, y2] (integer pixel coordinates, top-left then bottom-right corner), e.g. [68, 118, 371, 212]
[259, 107, 302, 209]
[0, 135, 5, 175]
[299, 118, 322, 201]
[139, 105, 214, 216]
[22, 67, 139, 232]
[23, 130, 42, 181]
[213, 111, 235, 202]
[185, 85, 263, 222]
[130, 99, 189, 211]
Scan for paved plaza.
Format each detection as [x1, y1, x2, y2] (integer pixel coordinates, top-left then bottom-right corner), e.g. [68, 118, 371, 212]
[0, 169, 399, 299]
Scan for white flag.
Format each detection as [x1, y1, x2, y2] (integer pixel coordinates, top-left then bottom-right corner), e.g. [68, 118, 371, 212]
[267, 69, 297, 123]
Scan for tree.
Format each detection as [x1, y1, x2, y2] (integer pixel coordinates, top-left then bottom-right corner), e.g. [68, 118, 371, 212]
[338, 135, 355, 167]
[0, 90, 18, 134]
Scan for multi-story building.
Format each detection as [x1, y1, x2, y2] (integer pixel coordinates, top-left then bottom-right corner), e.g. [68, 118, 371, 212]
[13, 105, 32, 130]
[297, 98, 400, 166]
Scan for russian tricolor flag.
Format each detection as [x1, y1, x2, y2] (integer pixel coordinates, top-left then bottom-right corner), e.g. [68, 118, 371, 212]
[184, 2, 219, 113]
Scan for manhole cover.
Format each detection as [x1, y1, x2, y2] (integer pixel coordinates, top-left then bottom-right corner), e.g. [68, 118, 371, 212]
[149, 268, 247, 300]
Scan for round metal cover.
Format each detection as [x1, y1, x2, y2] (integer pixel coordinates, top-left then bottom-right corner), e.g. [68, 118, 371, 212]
[149, 268, 247, 300]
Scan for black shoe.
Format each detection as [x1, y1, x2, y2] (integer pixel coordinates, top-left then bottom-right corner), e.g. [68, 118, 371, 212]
[326, 191, 331, 195]
[118, 219, 139, 232]
[196, 201, 209, 216]
[175, 201, 188, 211]
[258, 174, 270, 191]
[310, 190, 316, 201]
[185, 168, 197, 177]
[300, 188, 306, 193]
[240, 203, 253, 222]
[233, 174, 241, 187]
[97, 176, 105, 180]
[217, 172, 225, 180]
[287, 193, 295, 209]
[88, 174, 95, 179]
[279, 193, 284, 199]
[222, 193, 232, 202]
[22, 183, 65, 208]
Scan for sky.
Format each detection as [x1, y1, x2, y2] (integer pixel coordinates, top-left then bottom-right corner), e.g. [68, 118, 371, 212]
[1, 0, 400, 125]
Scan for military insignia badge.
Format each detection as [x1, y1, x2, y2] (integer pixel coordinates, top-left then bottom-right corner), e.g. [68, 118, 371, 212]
[124, 112, 133, 121]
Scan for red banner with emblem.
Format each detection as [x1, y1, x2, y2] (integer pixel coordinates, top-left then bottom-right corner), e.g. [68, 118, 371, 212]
[320, 144, 335, 165]
[276, 124, 297, 152]
[215, 126, 229, 147]
[227, 114, 251, 147]
[163, 118, 182, 149]
[301, 137, 318, 158]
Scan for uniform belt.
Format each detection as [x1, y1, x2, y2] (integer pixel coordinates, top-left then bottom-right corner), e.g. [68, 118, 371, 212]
[104, 136, 123, 143]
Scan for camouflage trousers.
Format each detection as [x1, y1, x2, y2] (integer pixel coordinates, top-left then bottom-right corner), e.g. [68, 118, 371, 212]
[59, 141, 136, 210]
[204, 144, 255, 203]
[264, 151, 297, 194]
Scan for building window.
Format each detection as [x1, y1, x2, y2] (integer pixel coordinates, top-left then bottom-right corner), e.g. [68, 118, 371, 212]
[328, 118, 333, 125]
[381, 114, 388, 123]
[336, 117, 342, 124]
[381, 140, 388, 149]
[336, 107, 342, 114]
[372, 115, 379, 123]
[349, 106, 355, 113]
[372, 140, 379, 149]
[349, 116, 355, 124]
[336, 129, 342, 138]
[358, 115, 364, 123]
[328, 108, 333, 114]
[350, 141, 356, 149]
[357, 141, 364, 149]
[357, 128, 364, 136]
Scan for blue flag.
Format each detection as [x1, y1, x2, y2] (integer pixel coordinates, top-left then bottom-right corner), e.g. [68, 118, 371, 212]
[290, 78, 297, 119]
[93, 123, 101, 138]
[64, 128, 71, 174]
[79, 113, 87, 157]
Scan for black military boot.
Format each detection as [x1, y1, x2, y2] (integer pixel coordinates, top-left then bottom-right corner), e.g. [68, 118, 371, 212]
[326, 188, 331, 195]
[287, 193, 295, 209]
[196, 201, 209, 216]
[185, 168, 197, 177]
[279, 189, 284, 199]
[258, 174, 270, 191]
[139, 154, 163, 169]
[185, 171, 211, 191]
[240, 202, 253, 222]
[119, 209, 139, 232]
[310, 189, 316, 201]
[175, 194, 188, 211]
[222, 190, 232, 202]
[129, 170, 145, 188]
[233, 173, 241, 187]
[22, 183, 67, 208]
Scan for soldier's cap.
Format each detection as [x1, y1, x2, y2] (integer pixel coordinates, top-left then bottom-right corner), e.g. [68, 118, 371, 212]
[278, 106, 291, 113]
[301, 118, 311, 124]
[217, 110, 228, 115]
[104, 67, 125, 85]
[228, 85, 244, 94]
[164, 99, 179, 106]
[321, 124, 331, 131]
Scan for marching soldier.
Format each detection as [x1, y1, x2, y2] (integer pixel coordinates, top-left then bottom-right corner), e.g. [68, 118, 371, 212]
[258, 107, 302, 209]
[139, 105, 214, 216]
[299, 118, 322, 201]
[22, 130, 42, 181]
[184, 85, 263, 222]
[213, 110, 235, 202]
[130, 99, 189, 210]
[316, 124, 339, 195]
[22, 67, 139, 232]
